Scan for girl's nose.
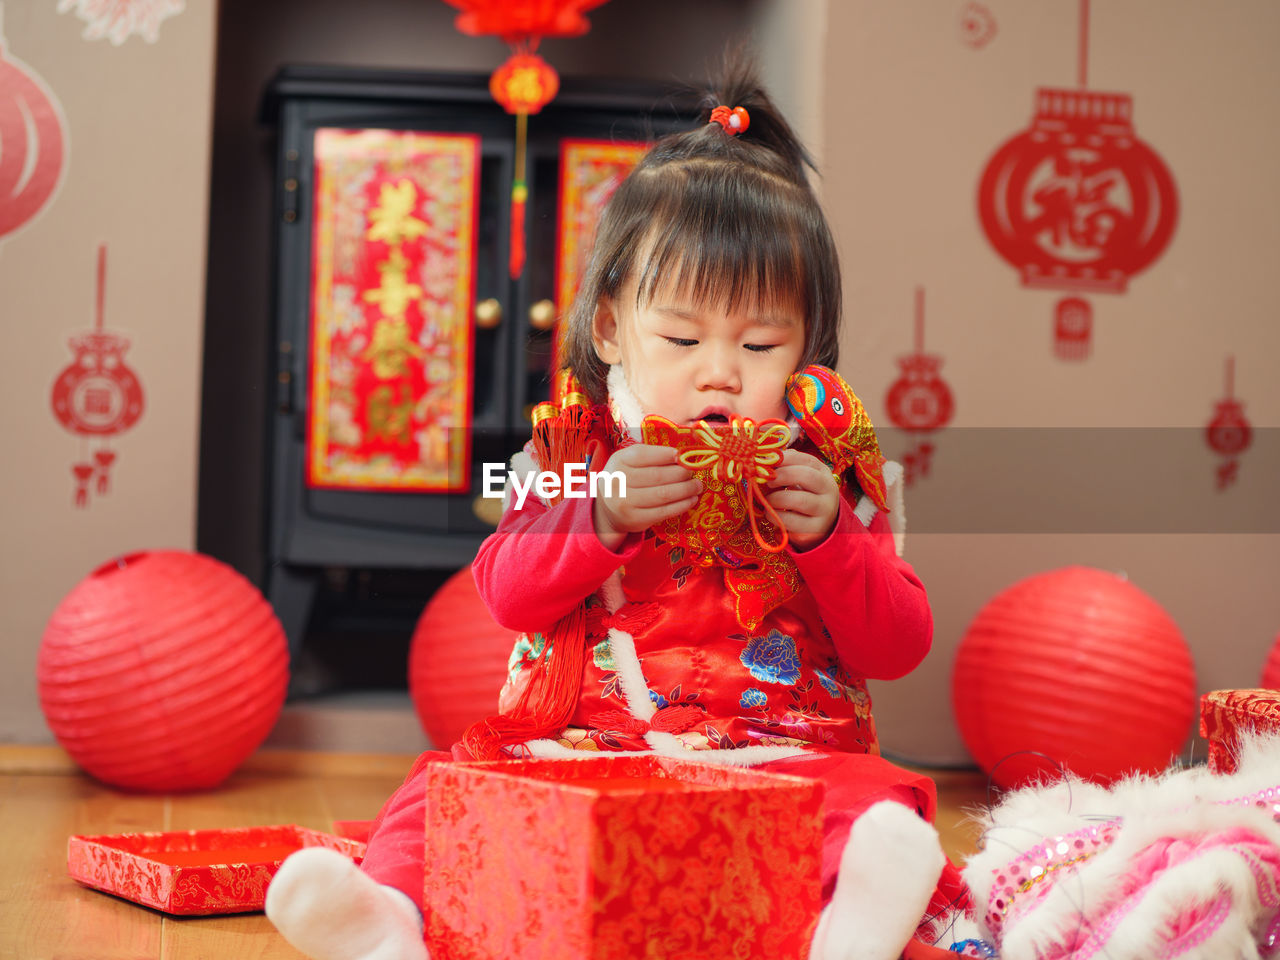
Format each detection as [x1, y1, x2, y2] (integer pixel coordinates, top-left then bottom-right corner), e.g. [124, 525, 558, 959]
[695, 343, 741, 393]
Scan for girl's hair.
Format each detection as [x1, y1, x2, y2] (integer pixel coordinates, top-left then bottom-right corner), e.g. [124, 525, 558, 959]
[561, 49, 842, 404]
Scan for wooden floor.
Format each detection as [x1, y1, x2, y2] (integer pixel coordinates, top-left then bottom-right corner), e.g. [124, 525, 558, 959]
[0, 746, 989, 960]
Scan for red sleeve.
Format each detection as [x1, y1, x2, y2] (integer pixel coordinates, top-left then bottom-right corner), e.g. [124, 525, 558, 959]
[470, 492, 644, 633]
[789, 497, 932, 681]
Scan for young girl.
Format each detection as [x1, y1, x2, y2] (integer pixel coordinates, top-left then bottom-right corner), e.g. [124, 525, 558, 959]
[267, 58, 965, 960]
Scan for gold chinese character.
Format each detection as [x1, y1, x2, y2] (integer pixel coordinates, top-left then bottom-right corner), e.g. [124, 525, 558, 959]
[367, 179, 429, 247]
[362, 248, 423, 321]
[367, 382, 414, 444]
[362, 317, 423, 379]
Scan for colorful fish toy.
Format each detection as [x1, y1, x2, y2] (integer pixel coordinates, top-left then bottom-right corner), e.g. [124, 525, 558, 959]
[785, 364, 889, 512]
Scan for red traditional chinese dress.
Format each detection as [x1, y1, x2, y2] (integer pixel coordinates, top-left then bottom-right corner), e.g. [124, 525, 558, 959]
[359, 369, 968, 918]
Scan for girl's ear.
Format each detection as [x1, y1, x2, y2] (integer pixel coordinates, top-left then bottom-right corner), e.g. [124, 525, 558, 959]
[591, 299, 622, 365]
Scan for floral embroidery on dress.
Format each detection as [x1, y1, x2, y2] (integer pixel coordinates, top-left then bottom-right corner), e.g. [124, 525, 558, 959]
[815, 665, 843, 699]
[598, 672, 623, 701]
[592, 637, 616, 671]
[506, 632, 547, 684]
[666, 544, 693, 588]
[648, 684, 702, 711]
[736, 630, 802, 685]
[760, 713, 839, 747]
[706, 724, 750, 750]
[739, 688, 769, 710]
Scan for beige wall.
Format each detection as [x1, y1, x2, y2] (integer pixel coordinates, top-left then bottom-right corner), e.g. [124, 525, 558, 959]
[824, 1, 1280, 764]
[0, 3, 215, 742]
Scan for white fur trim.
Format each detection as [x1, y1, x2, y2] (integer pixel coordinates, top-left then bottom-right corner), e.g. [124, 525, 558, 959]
[851, 462, 906, 558]
[515, 735, 813, 767]
[853, 497, 878, 529]
[606, 365, 646, 433]
[882, 460, 906, 558]
[595, 574, 656, 722]
[643, 730, 811, 766]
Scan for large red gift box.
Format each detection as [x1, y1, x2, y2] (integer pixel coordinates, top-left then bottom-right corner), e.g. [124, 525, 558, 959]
[1200, 688, 1280, 774]
[422, 755, 823, 960]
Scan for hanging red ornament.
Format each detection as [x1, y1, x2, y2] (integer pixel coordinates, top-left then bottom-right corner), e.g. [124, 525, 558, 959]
[1205, 355, 1251, 491]
[444, 0, 608, 40]
[442, 0, 611, 279]
[885, 288, 953, 486]
[50, 245, 144, 508]
[976, 0, 1178, 359]
[1053, 295, 1092, 360]
[0, 9, 68, 242]
[489, 51, 559, 115]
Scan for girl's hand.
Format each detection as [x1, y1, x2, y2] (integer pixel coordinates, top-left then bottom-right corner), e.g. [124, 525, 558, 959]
[593, 444, 702, 551]
[765, 449, 840, 552]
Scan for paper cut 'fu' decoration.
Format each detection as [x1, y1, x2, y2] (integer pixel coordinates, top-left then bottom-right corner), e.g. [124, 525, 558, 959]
[977, 0, 1178, 360]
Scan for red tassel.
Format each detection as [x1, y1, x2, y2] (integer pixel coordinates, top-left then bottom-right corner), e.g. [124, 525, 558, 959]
[509, 185, 527, 280]
[462, 603, 588, 760]
[462, 391, 598, 759]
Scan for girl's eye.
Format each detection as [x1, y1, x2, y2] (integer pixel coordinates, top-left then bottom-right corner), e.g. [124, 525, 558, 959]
[745, 344, 779, 353]
[664, 337, 698, 347]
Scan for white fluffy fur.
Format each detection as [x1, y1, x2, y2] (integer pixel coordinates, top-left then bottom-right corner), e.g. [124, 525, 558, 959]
[949, 733, 1280, 959]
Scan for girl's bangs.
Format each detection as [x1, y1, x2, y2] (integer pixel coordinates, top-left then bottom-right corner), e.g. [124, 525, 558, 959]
[631, 179, 812, 317]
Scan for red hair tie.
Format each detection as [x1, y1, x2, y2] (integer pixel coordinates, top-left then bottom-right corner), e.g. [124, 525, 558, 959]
[709, 105, 750, 135]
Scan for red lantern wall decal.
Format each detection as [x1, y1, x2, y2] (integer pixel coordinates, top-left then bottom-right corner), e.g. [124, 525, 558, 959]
[50, 245, 144, 507]
[443, 0, 610, 279]
[885, 287, 954, 486]
[0, 8, 68, 244]
[1205, 355, 1250, 491]
[976, 0, 1178, 359]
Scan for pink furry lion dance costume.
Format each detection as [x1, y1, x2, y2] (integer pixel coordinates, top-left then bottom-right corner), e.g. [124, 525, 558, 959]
[932, 733, 1280, 959]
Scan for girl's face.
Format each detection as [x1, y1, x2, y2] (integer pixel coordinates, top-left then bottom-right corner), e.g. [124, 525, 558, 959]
[591, 273, 806, 425]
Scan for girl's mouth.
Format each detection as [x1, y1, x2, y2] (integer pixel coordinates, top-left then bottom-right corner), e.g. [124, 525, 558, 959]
[692, 408, 731, 425]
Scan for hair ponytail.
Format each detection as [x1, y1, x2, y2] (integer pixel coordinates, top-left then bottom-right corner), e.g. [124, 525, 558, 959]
[561, 45, 843, 404]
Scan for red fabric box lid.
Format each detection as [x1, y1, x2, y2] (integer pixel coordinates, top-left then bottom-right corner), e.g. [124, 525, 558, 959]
[423, 754, 823, 960]
[66, 824, 365, 915]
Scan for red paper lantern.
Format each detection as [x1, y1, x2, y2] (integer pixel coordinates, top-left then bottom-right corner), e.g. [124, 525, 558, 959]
[952, 567, 1196, 788]
[38, 551, 289, 792]
[409, 567, 516, 749]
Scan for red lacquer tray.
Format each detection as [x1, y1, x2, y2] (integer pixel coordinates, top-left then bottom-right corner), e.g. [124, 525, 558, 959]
[67, 824, 366, 915]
